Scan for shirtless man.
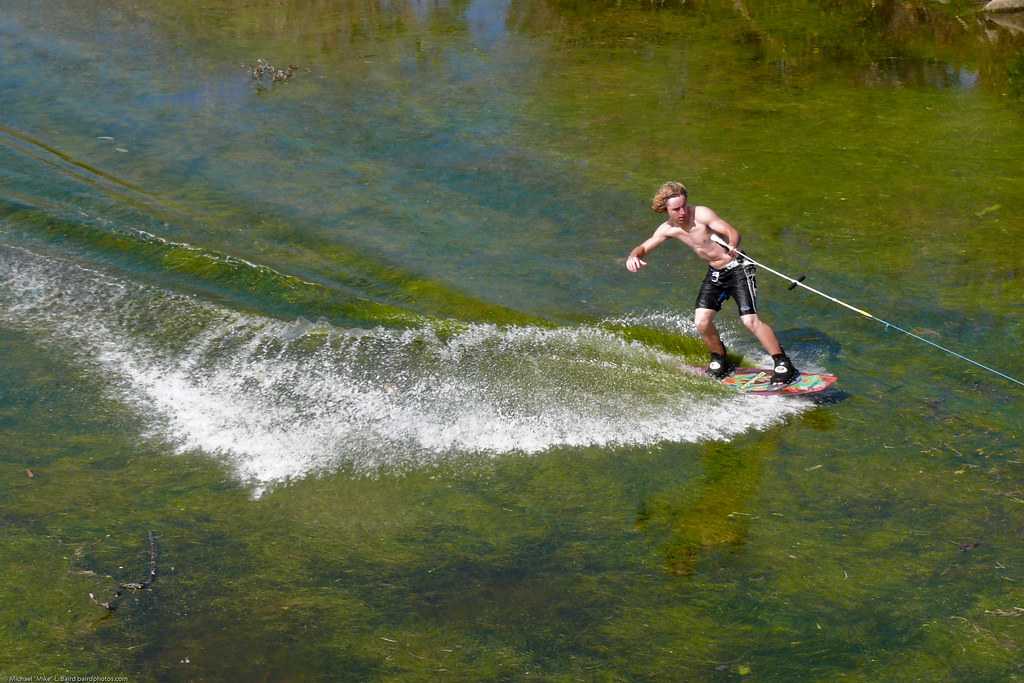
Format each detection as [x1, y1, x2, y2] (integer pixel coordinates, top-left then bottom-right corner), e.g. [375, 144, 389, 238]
[625, 181, 798, 384]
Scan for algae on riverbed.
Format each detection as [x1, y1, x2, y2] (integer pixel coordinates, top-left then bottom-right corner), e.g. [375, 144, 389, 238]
[2, 0, 1022, 679]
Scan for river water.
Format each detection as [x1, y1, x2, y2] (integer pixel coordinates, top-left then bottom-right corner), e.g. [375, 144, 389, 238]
[2, 0, 1023, 679]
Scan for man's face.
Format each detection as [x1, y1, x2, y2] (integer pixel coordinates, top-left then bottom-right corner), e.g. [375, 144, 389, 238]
[666, 195, 687, 225]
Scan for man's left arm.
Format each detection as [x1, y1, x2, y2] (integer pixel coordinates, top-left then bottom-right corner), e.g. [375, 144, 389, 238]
[700, 207, 741, 254]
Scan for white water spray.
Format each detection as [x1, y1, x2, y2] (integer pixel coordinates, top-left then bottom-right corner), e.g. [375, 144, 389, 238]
[0, 245, 811, 495]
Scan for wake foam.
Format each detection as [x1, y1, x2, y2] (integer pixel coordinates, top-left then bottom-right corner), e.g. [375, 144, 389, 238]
[0, 244, 811, 495]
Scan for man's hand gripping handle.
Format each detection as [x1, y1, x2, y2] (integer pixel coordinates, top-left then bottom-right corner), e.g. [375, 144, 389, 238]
[709, 233, 738, 254]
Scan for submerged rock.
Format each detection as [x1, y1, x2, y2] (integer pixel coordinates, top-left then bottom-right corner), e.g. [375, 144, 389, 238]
[986, 11, 1024, 34]
[984, 0, 1024, 13]
[246, 58, 299, 88]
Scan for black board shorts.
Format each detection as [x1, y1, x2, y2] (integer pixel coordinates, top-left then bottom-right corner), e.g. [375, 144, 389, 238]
[694, 259, 758, 315]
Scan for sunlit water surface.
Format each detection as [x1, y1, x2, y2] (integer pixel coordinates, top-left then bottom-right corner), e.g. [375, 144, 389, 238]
[1, 0, 1022, 679]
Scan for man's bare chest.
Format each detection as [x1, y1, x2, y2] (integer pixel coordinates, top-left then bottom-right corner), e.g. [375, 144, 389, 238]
[672, 223, 712, 249]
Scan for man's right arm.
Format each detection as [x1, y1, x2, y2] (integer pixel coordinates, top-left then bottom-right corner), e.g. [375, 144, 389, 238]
[626, 227, 669, 272]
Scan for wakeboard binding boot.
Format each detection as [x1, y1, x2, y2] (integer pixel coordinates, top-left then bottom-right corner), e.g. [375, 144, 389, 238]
[707, 349, 735, 380]
[770, 351, 799, 385]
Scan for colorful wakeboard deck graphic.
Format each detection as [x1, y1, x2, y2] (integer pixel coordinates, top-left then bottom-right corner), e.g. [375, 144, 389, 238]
[721, 368, 838, 395]
[685, 366, 838, 395]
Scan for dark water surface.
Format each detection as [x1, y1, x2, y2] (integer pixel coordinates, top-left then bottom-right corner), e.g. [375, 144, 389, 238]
[2, 0, 1023, 679]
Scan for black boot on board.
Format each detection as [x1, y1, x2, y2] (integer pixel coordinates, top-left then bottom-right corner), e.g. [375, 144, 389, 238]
[770, 352, 799, 385]
[707, 351, 734, 380]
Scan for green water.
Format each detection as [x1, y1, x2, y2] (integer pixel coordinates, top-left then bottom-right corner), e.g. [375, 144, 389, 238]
[2, 0, 1023, 680]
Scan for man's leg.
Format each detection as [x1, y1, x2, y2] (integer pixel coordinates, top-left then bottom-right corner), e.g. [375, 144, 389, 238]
[695, 308, 725, 355]
[695, 308, 734, 378]
[731, 264, 798, 383]
[739, 314, 782, 356]
[740, 314, 798, 383]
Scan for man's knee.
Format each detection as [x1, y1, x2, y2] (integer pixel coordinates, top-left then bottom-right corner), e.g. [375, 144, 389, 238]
[740, 314, 762, 332]
[694, 311, 716, 335]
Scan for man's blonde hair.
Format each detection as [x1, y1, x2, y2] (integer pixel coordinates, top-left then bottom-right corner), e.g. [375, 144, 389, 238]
[651, 181, 688, 213]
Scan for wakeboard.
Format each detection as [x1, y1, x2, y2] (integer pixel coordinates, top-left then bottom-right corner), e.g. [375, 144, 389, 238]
[688, 366, 838, 396]
[722, 368, 837, 395]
